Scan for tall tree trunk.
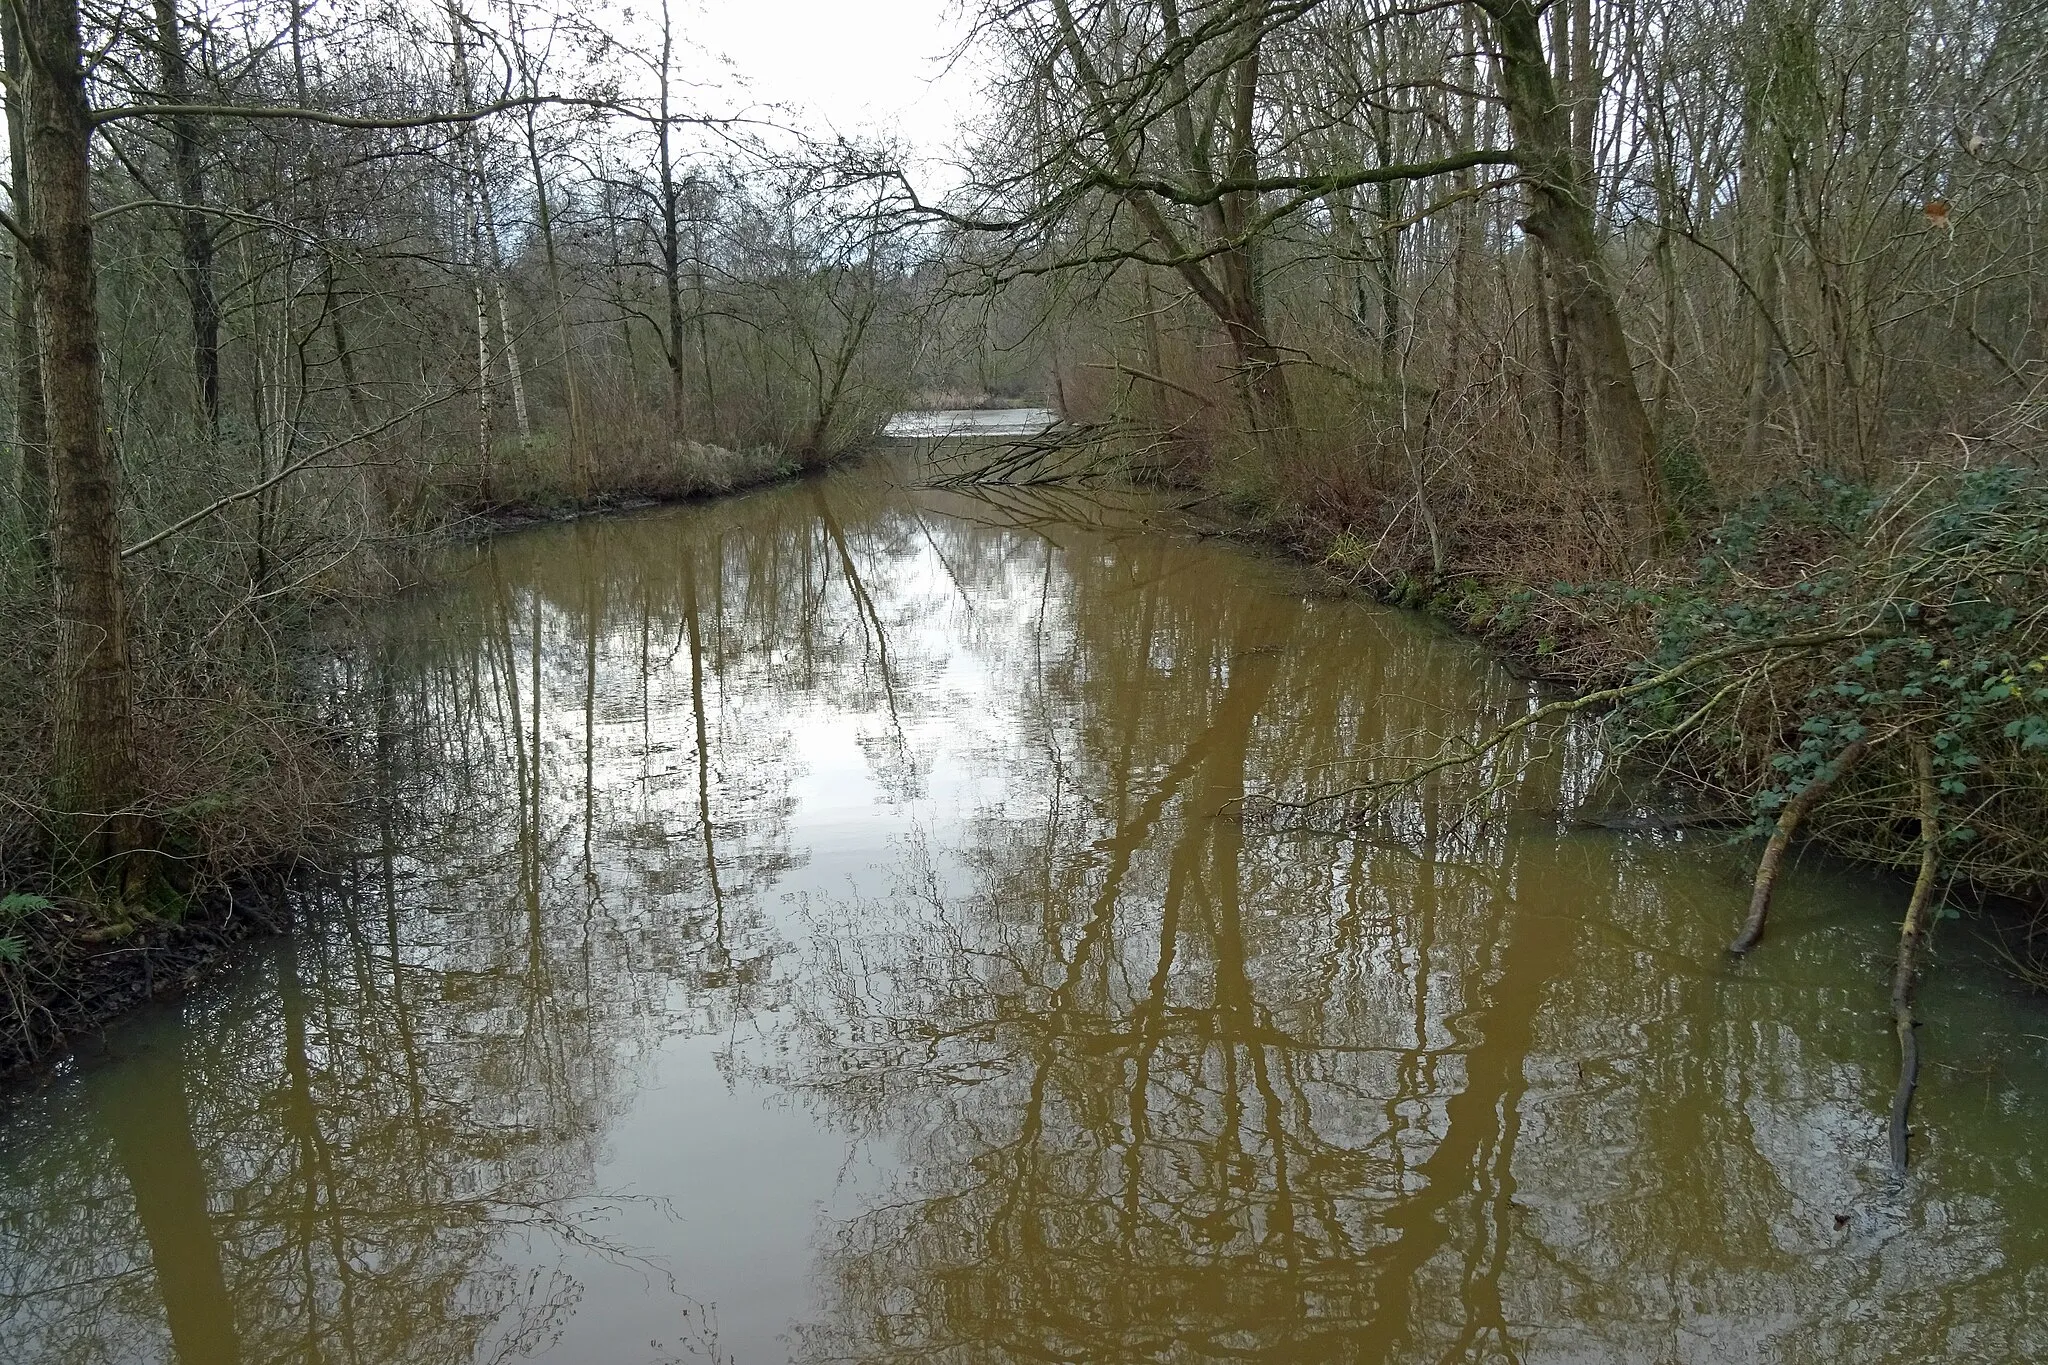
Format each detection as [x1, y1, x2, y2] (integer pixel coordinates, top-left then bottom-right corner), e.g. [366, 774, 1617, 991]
[1531, 244, 1569, 457]
[1139, 264, 1169, 428]
[661, 179, 686, 429]
[595, 156, 641, 405]
[1324, 192, 1373, 338]
[326, 276, 371, 433]
[286, 5, 375, 505]
[152, 0, 218, 437]
[1054, 0, 1296, 444]
[469, 264, 494, 494]
[1639, 46, 1683, 448]
[1376, 178, 1403, 382]
[1737, 0, 1818, 473]
[1215, 40, 1294, 441]
[448, 88, 494, 493]
[691, 208, 716, 432]
[656, 1, 689, 431]
[1568, 0, 1596, 176]
[445, 3, 528, 444]
[477, 181, 529, 441]
[1362, 96, 1404, 383]
[1478, 0, 1663, 543]
[1448, 5, 1481, 381]
[3, 7, 49, 567]
[521, 108, 586, 490]
[1739, 102, 1793, 473]
[1216, 266, 1294, 441]
[25, 0, 152, 892]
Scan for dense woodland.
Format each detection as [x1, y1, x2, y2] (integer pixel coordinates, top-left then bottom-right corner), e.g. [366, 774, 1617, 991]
[935, 0, 2043, 525]
[921, 0, 2047, 972]
[0, 0, 2044, 1053]
[0, 0, 923, 937]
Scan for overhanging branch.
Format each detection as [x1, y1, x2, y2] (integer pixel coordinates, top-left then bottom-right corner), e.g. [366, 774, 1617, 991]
[92, 92, 620, 130]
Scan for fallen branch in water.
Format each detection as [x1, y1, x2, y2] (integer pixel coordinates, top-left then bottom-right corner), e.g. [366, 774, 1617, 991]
[1889, 741, 1943, 1178]
[918, 422, 1140, 488]
[1233, 624, 1892, 831]
[1730, 737, 1872, 954]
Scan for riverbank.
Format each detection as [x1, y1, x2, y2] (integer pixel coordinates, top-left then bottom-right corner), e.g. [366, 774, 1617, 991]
[441, 439, 804, 541]
[0, 439, 845, 1082]
[890, 415, 2045, 950]
[1196, 449, 2048, 984]
[10, 460, 2044, 1361]
[8, 425, 2042, 1081]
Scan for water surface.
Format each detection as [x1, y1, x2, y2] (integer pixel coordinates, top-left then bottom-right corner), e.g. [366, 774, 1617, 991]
[3, 466, 2045, 1364]
[882, 408, 1060, 437]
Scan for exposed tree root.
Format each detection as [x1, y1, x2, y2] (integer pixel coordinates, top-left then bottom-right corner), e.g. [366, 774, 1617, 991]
[0, 873, 289, 1082]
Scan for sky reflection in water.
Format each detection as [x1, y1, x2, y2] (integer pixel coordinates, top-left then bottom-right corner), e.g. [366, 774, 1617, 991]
[3, 468, 2045, 1364]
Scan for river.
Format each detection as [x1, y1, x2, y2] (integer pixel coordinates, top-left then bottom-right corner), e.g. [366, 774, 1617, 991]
[3, 455, 2044, 1363]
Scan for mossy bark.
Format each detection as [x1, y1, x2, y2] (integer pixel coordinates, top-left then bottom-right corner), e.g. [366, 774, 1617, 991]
[1476, 0, 1665, 544]
[25, 0, 154, 898]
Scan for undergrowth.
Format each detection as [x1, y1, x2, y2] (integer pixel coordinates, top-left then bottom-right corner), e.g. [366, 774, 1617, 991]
[1328, 463, 2048, 983]
[1075, 369, 2048, 984]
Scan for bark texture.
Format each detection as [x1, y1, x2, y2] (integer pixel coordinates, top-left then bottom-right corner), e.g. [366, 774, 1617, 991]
[3, 7, 49, 562]
[1729, 736, 1869, 953]
[153, 0, 220, 434]
[1888, 743, 1941, 1176]
[1478, 0, 1664, 542]
[26, 0, 151, 888]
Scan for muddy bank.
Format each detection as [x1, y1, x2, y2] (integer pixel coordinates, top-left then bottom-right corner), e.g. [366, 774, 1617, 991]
[0, 874, 291, 1084]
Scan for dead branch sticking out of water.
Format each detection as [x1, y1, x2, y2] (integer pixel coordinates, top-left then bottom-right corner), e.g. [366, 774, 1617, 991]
[1234, 620, 1965, 1168]
[918, 422, 1139, 488]
[1730, 737, 1872, 954]
[1890, 743, 1943, 1177]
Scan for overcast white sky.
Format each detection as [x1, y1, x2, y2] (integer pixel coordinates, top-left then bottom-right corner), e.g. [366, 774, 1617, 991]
[680, 0, 982, 159]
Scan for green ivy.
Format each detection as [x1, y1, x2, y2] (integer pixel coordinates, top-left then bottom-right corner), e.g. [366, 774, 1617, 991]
[1603, 466, 2048, 884]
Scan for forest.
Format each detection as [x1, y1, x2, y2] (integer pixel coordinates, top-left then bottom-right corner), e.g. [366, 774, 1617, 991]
[1, 0, 2044, 1056]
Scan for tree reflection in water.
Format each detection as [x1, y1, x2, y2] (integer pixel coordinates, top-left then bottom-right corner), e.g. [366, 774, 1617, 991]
[2, 469, 2044, 1364]
[738, 487, 2045, 1365]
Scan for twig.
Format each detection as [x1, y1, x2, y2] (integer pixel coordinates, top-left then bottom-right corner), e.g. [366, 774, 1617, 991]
[121, 390, 459, 558]
[1081, 362, 1215, 407]
[1889, 741, 1942, 1177]
[1250, 624, 1894, 821]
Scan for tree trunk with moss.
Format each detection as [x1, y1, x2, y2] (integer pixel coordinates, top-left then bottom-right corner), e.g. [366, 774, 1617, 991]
[3, 8, 48, 566]
[1476, 0, 1663, 543]
[25, 0, 152, 895]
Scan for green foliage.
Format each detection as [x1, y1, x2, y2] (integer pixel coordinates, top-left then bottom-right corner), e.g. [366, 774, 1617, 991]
[1609, 466, 2048, 889]
[0, 893, 55, 967]
[1323, 530, 1373, 572]
[1656, 436, 1717, 531]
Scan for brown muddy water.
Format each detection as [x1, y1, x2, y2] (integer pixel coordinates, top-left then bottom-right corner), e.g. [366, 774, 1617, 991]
[3, 463, 2045, 1364]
